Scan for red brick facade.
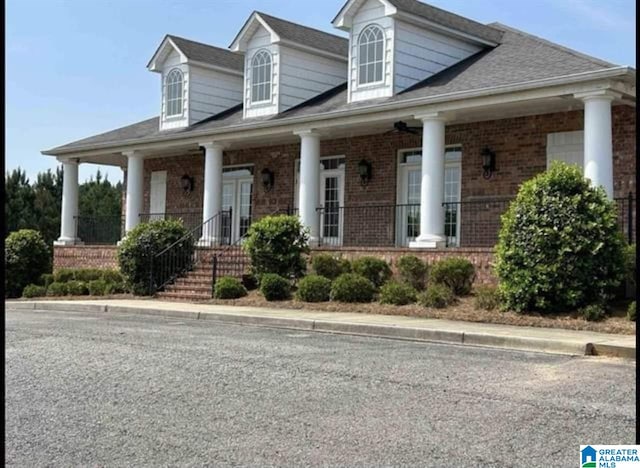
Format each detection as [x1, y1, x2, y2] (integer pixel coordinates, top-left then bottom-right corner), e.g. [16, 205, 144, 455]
[54, 245, 119, 270]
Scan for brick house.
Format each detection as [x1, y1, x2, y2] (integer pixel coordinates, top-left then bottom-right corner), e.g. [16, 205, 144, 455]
[44, 0, 636, 297]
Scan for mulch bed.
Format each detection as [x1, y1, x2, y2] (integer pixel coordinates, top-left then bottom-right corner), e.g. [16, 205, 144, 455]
[203, 290, 635, 335]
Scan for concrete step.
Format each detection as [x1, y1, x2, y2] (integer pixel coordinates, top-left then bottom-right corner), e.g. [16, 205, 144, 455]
[155, 291, 211, 302]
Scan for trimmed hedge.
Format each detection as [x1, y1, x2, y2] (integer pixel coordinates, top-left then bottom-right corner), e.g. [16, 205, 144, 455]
[46, 282, 68, 296]
[243, 215, 309, 280]
[628, 301, 636, 322]
[118, 219, 192, 295]
[379, 281, 417, 305]
[22, 284, 47, 298]
[580, 303, 606, 322]
[418, 284, 455, 309]
[496, 162, 625, 313]
[429, 258, 475, 296]
[214, 277, 248, 299]
[88, 279, 108, 296]
[396, 255, 428, 291]
[296, 275, 332, 302]
[330, 273, 375, 303]
[67, 280, 89, 296]
[312, 254, 348, 280]
[351, 257, 392, 289]
[260, 273, 291, 301]
[40, 273, 54, 289]
[5, 229, 51, 298]
[53, 268, 76, 283]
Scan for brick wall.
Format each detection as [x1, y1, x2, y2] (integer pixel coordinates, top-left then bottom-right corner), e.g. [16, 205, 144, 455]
[312, 247, 496, 285]
[54, 245, 119, 271]
[122, 105, 635, 247]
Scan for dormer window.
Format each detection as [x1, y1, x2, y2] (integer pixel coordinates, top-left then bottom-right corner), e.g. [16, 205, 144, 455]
[165, 69, 184, 117]
[251, 49, 272, 103]
[357, 24, 384, 85]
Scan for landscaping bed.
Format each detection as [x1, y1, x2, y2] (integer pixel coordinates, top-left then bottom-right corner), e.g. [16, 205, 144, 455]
[204, 290, 635, 335]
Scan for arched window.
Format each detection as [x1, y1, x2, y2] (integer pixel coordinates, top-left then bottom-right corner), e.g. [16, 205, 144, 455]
[358, 25, 384, 85]
[165, 69, 183, 117]
[251, 50, 272, 103]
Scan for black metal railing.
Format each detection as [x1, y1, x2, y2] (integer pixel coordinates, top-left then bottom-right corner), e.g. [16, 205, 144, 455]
[442, 198, 514, 247]
[615, 192, 635, 244]
[74, 215, 126, 245]
[149, 210, 230, 294]
[139, 211, 203, 233]
[316, 204, 420, 247]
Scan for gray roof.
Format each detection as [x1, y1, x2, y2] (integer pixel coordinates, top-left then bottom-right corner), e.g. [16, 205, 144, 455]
[47, 24, 624, 154]
[386, 0, 503, 44]
[255, 12, 349, 57]
[163, 35, 244, 71]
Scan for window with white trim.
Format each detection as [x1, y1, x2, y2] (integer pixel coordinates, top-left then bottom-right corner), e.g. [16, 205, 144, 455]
[251, 50, 272, 103]
[165, 69, 184, 117]
[358, 25, 384, 85]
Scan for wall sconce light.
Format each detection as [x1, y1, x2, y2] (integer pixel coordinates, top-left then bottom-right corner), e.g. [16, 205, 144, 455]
[261, 168, 275, 192]
[357, 159, 372, 186]
[481, 147, 496, 180]
[180, 174, 195, 193]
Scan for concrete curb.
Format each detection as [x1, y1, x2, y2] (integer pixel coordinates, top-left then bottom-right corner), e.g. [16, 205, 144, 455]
[6, 301, 634, 359]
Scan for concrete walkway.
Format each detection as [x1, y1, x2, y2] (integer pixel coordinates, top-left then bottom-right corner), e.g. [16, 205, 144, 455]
[6, 299, 636, 359]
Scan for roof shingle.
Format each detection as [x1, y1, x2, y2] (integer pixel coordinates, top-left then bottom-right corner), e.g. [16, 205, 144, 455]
[167, 35, 244, 71]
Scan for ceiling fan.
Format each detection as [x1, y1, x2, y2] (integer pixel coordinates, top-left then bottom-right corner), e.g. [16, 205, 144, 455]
[384, 120, 421, 135]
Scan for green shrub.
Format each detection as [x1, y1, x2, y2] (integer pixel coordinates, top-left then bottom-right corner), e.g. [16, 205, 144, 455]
[496, 162, 626, 313]
[627, 301, 636, 322]
[101, 269, 124, 284]
[352, 257, 392, 289]
[418, 284, 455, 309]
[5, 229, 51, 298]
[296, 275, 332, 302]
[105, 282, 126, 295]
[22, 284, 47, 298]
[74, 269, 104, 282]
[311, 254, 347, 280]
[46, 282, 68, 296]
[40, 273, 54, 289]
[88, 279, 108, 296]
[396, 255, 428, 290]
[117, 219, 193, 295]
[338, 258, 352, 274]
[429, 258, 475, 296]
[53, 268, 76, 283]
[214, 277, 248, 299]
[626, 243, 636, 286]
[260, 273, 291, 301]
[330, 273, 375, 303]
[580, 303, 606, 322]
[473, 285, 501, 311]
[67, 280, 89, 296]
[379, 281, 417, 305]
[243, 215, 309, 279]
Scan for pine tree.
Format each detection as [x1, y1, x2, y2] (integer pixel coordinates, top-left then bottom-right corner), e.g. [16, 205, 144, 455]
[5, 168, 36, 237]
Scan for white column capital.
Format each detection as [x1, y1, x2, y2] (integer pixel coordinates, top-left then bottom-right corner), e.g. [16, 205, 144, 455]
[574, 89, 622, 102]
[294, 129, 320, 138]
[122, 150, 143, 159]
[199, 142, 227, 151]
[56, 157, 80, 165]
[414, 112, 446, 123]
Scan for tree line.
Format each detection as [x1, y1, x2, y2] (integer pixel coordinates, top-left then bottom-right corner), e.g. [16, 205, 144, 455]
[5, 166, 123, 246]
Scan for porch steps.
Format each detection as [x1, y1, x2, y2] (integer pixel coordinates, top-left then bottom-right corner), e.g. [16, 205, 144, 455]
[155, 248, 251, 301]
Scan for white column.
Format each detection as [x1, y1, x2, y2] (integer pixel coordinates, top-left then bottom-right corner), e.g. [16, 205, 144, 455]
[296, 130, 321, 245]
[410, 114, 446, 249]
[55, 159, 81, 245]
[575, 90, 620, 199]
[124, 151, 144, 232]
[199, 142, 224, 246]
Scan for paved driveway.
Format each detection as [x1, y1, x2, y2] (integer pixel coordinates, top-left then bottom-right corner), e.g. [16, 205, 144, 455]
[5, 309, 636, 467]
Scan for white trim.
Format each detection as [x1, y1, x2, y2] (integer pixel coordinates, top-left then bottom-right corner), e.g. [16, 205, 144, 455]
[43, 68, 634, 157]
[230, 12, 280, 52]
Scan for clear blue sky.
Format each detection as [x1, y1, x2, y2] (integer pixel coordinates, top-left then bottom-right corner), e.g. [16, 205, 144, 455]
[6, 0, 636, 183]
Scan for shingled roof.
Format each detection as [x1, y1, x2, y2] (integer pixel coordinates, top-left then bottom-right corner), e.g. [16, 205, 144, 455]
[46, 22, 627, 154]
[386, 0, 503, 44]
[252, 12, 349, 57]
[162, 35, 244, 71]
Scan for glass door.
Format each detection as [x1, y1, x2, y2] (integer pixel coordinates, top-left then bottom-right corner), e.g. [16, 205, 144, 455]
[396, 166, 421, 247]
[221, 172, 254, 244]
[319, 171, 344, 245]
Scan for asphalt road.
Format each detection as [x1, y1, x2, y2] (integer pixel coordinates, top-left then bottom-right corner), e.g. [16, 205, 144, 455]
[5, 308, 636, 467]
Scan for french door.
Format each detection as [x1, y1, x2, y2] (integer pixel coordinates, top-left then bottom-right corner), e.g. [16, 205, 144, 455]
[319, 170, 345, 245]
[221, 174, 253, 244]
[396, 147, 461, 247]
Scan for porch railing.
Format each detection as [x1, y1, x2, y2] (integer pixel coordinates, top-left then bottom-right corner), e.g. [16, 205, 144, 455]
[139, 211, 203, 233]
[74, 215, 126, 245]
[442, 198, 513, 247]
[614, 192, 635, 245]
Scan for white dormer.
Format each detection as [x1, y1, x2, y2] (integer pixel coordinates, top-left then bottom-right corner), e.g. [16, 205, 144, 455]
[148, 35, 244, 130]
[230, 12, 349, 119]
[333, 0, 502, 103]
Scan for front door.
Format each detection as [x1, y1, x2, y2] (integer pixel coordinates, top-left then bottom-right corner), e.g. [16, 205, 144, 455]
[149, 171, 167, 220]
[221, 167, 253, 244]
[319, 170, 344, 245]
[396, 165, 421, 246]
